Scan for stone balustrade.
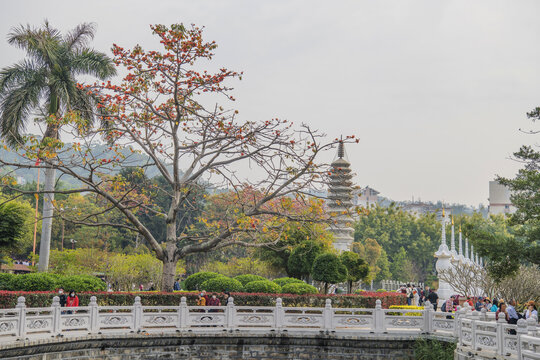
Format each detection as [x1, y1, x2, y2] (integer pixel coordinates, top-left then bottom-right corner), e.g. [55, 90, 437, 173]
[0, 296, 538, 359]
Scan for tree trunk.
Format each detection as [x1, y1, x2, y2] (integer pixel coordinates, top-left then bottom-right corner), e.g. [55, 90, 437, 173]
[348, 280, 352, 294]
[38, 166, 56, 272]
[161, 240, 178, 292]
[324, 282, 328, 294]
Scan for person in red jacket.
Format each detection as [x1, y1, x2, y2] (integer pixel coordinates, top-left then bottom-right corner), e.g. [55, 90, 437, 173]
[65, 291, 79, 313]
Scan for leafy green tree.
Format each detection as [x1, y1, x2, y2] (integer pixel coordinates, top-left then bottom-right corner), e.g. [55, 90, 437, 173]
[339, 251, 369, 293]
[0, 22, 115, 272]
[374, 248, 392, 282]
[496, 115, 540, 267]
[287, 240, 324, 280]
[354, 205, 439, 281]
[389, 247, 409, 281]
[0, 199, 33, 255]
[311, 252, 348, 294]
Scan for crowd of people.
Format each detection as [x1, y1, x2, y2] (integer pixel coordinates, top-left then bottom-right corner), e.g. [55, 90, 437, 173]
[196, 290, 230, 307]
[397, 284, 538, 325]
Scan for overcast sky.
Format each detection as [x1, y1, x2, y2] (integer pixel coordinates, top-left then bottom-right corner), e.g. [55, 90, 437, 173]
[1, 0, 539, 207]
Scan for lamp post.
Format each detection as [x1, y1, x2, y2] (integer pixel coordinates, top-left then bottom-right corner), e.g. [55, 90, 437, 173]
[70, 238, 76, 250]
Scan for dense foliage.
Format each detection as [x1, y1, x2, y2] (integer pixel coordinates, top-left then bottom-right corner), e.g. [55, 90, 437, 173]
[200, 277, 244, 293]
[234, 274, 266, 286]
[272, 277, 304, 287]
[312, 253, 348, 292]
[243, 280, 281, 294]
[414, 338, 456, 360]
[0, 273, 105, 292]
[184, 272, 222, 291]
[281, 282, 318, 295]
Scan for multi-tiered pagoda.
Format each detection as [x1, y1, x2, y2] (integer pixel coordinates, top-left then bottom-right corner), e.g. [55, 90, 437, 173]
[327, 141, 355, 251]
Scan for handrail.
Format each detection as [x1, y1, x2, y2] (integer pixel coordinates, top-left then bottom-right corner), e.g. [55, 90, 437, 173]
[0, 296, 538, 359]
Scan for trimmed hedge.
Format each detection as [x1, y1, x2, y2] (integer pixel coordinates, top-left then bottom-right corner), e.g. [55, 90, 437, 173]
[200, 277, 244, 292]
[272, 277, 303, 287]
[234, 274, 265, 286]
[184, 272, 222, 291]
[0, 273, 106, 292]
[243, 280, 281, 294]
[281, 282, 318, 295]
[0, 290, 406, 309]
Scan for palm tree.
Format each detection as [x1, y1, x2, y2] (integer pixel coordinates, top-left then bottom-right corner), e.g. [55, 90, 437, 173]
[0, 21, 116, 271]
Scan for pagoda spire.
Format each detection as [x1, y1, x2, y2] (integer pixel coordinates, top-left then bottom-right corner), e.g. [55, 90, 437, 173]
[450, 215, 457, 258]
[327, 140, 354, 252]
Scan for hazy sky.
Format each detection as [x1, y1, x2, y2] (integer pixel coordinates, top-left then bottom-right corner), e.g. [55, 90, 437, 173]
[1, 0, 539, 206]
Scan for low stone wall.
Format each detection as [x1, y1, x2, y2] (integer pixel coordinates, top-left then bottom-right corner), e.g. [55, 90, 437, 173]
[0, 332, 423, 360]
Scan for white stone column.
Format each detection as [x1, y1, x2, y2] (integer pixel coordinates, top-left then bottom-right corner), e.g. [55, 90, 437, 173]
[435, 209, 453, 304]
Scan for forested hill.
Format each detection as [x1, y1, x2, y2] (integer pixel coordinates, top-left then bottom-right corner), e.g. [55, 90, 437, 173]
[0, 142, 165, 187]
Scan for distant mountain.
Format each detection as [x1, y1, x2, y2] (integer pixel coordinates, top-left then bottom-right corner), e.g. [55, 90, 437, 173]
[0, 142, 162, 187]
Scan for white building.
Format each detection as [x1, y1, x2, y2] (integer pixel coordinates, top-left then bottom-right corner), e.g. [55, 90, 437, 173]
[488, 181, 516, 215]
[352, 186, 380, 208]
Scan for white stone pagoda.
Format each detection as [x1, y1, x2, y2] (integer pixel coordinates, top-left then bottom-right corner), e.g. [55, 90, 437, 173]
[327, 141, 355, 252]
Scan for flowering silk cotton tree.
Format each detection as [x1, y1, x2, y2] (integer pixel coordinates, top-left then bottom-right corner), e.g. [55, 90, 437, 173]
[0, 24, 358, 291]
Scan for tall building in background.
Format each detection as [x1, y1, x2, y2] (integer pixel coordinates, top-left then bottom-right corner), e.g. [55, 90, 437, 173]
[327, 141, 355, 252]
[488, 181, 515, 215]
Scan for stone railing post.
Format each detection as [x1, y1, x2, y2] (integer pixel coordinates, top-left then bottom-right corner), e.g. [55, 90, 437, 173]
[227, 297, 236, 329]
[88, 296, 98, 334]
[480, 307, 487, 322]
[275, 298, 283, 330]
[51, 296, 61, 336]
[470, 311, 479, 350]
[496, 313, 507, 355]
[179, 297, 188, 329]
[454, 306, 463, 339]
[323, 299, 333, 330]
[133, 296, 142, 332]
[516, 319, 528, 359]
[526, 316, 537, 335]
[374, 299, 384, 334]
[16, 296, 26, 339]
[423, 300, 432, 333]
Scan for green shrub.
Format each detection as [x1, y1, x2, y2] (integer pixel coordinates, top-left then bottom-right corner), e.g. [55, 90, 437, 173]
[273, 277, 303, 287]
[58, 275, 106, 292]
[377, 289, 386, 292]
[414, 338, 456, 360]
[281, 282, 318, 295]
[244, 280, 281, 294]
[200, 277, 243, 292]
[9, 273, 58, 291]
[0, 273, 15, 290]
[184, 272, 222, 291]
[0, 290, 407, 308]
[354, 289, 365, 293]
[234, 274, 266, 286]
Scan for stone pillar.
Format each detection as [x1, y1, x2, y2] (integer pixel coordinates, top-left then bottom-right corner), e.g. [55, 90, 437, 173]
[16, 296, 26, 339]
[226, 297, 236, 329]
[89, 296, 98, 334]
[133, 296, 142, 332]
[179, 297, 188, 329]
[323, 299, 333, 330]
[51, 295, 61, 336]
[374, 299, 384, 334]
[275, 298, 283, 330]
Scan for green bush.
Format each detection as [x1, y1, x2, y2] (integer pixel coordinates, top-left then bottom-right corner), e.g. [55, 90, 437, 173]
[0, 273, 15, 290]
[200, 277, 244, 292]
[234, 274, 266, 286]
[184, 272, 222, 291]
[377, 289, 386, 292]
[0, 290, 407, 309]
[273, 277, 303, 287]
[244, 280, 281, 294]
[354, 289, 365, 293]
[9, 273, 58, 291]
[58, 275, 106, 292]
[281, 282, 318, 295]
[414, 338, 456, 360]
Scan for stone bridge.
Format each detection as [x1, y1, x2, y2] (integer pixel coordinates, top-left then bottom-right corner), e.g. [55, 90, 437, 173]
[0, 296, 538, 359]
